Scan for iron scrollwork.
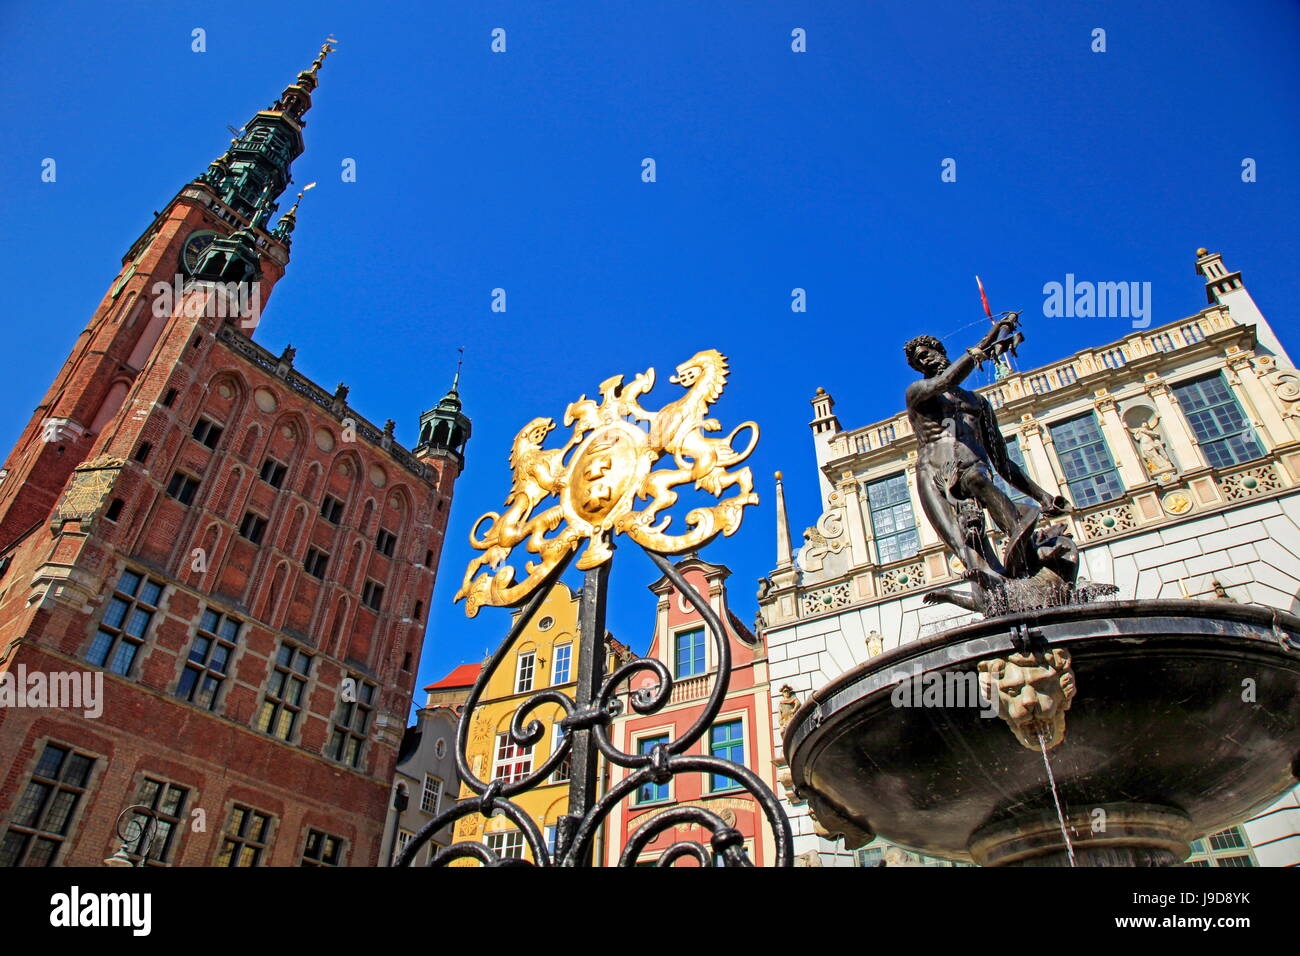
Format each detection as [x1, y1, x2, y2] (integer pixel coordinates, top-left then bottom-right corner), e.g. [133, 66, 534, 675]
[396, 352, 792, 867]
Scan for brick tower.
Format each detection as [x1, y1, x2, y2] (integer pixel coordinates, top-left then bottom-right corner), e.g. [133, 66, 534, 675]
[0, 43, 470, 867]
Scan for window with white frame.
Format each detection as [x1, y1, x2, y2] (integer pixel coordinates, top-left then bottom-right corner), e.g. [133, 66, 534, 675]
[393, 829, 413, 864]
[493, 733, 533, 783]
[548, 722, 571, 784]
[516, 651, 535, 693]
[421, 775, 442, 814]
[485, 830, 525, 860]
[552, 642, 572, 685]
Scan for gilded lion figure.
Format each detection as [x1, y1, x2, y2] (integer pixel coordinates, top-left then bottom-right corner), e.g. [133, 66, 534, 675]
[456, 350, 760, 616]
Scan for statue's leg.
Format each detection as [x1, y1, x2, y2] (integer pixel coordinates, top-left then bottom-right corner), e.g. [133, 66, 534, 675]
[916, 473, 989, 573]
[965, 467, 1036, 540]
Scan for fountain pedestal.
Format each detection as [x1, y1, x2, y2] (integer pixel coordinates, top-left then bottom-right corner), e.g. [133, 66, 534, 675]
[784, 600, 1300, 867]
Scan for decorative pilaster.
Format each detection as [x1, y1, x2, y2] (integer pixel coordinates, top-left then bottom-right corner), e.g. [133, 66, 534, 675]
[1226, 352, 1291, 448]
[1095, 393, 1147, 488]
[1144, 380, 1201, 471]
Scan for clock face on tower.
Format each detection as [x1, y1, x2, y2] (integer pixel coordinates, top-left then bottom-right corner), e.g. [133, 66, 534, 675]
[181, 230, 220, 275]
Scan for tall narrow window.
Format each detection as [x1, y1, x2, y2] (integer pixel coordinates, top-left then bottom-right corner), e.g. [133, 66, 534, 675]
[548, 723, 571, 784]
[493, 733, 533, 783]
[1049, 413, 1124, 507]
[516, 650, 535, 693]
[215, 805, 272, 867]
[330, 678, 375, 768]
[635, 734, 670, 804]
[177, 608, 240, 711]
[421, 775, 442, 814]
[88, 569, 163, 676]
[552, 643, 572, 685]
[0, 744, 96, 867]
[673, 628, 705, 678]
[1173, 373, 1265, 469]
[130, 778, 189, 865]
[708, 720, 745, 793]
[866, 472, 920, 564]
[393, 830, 413, 865]
[256, 643, 312, 740]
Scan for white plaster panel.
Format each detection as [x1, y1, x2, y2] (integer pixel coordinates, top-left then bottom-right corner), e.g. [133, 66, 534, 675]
[1159, 513, 1228, 544]
[1133, 569, 1162, 600]
[1199, 523, 1269, 555]
[1133, 539, 1203, 572]
[1183, 551, 1236, 577]
[1228, 543, 1260, 566]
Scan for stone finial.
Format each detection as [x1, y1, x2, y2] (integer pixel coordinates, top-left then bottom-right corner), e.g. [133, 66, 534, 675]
[279, 344, 296, 364]
[384, 419, 396, 438]
[334, 382, 349, 403]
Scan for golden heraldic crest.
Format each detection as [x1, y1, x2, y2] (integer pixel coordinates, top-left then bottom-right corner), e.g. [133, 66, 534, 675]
[456, 349, 759, 617]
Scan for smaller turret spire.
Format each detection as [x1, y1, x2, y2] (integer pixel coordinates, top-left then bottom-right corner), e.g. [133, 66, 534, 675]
[273, 182, 316, 242]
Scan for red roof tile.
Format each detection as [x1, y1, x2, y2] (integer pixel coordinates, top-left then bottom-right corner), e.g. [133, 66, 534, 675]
[424, 662, 483, 692]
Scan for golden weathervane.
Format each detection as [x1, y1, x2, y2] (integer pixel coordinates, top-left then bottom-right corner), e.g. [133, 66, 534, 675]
[456, 349, 759, 617]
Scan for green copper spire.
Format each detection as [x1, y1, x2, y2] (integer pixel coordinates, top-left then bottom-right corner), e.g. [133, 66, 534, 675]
[199, 39, 336, 224]
[415, 349, 472, 469]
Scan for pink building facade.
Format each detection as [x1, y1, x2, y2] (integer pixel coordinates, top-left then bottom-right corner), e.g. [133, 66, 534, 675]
[604, 557, 777, 865]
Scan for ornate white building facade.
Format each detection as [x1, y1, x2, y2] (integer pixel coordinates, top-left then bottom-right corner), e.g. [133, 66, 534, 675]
[761, 249, 1300, 867]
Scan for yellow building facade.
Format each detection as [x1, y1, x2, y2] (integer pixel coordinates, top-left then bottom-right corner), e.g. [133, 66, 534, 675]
[452, 582, 628, 864]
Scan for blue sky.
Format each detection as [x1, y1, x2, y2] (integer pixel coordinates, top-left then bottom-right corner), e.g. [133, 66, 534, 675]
[2, 1, 1297, 712]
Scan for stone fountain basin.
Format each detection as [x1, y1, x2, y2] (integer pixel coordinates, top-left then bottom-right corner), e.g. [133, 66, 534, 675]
[784, 600, 1300, 864]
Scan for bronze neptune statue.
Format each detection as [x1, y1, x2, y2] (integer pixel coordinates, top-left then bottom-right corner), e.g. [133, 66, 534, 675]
[903, 315, 1114, 615]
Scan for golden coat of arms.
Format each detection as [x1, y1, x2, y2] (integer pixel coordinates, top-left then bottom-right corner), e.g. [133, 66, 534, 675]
[456, 349, 759, 617]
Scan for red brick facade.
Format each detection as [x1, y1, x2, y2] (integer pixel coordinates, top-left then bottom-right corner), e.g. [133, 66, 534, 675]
[0, 89, 464, 866]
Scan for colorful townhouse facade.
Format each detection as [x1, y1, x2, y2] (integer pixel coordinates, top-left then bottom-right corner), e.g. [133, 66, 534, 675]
[604, 556, 778, 865]
[450, 583, 631, 864]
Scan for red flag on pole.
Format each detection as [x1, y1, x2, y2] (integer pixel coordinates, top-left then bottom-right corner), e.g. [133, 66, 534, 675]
[975, 275, 993, 319]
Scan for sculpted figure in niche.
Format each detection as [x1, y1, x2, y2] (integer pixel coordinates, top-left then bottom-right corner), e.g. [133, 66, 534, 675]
[1129, 416, 1175, 475]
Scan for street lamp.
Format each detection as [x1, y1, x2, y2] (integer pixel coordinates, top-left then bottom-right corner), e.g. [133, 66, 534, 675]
[103, 805, 160, 867]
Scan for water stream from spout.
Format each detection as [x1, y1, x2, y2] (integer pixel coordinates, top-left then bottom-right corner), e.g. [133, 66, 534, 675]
[1037, 729, 1077, 867]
